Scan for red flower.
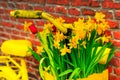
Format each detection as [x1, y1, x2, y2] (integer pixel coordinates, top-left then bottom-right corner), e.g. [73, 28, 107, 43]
[51, 25, 57, 34]
[29, 24, 38, 34]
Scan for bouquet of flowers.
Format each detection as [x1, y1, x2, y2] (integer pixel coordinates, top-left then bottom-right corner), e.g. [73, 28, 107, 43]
[10, 10, 116, 80]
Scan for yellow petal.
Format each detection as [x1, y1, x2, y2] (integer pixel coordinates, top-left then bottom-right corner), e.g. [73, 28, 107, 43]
[44, 71, 55, 80]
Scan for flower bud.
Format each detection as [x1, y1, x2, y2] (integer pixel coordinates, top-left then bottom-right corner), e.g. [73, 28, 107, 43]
[29, 24, 38, 34]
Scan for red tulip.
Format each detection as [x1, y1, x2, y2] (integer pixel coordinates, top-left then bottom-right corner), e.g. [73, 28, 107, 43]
[29, 24, 38, 34]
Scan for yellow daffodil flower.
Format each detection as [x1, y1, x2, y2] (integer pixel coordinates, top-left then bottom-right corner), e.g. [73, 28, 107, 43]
[44, 71, 55, 80]
[24, 21, 32, 32]
[55, 17, 65, 23]
[101, 35, 111, 44]
[69, 36, 78, 49]
[86, 16, 96, 31]
[53, 40, 60, 49]
[36, 46, 44, 54]
[54, 31, 66, 41]
[60, 45, 71, 56]
[97, 22, 109, 35]
[44, 22, 54, 31]
[53, 31, 66, 49]
[74, 18, 85, 30]
[75, 30, 86, 40]
[95, 12, 105, 22]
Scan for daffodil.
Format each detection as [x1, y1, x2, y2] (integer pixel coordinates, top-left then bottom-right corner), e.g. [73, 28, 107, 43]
[44, 71, 55, 80]
[95, 12, 105, 22]
[75, 30, 86, 40]
[86, 16, 96, 31]
[60, 45, 71, 56]
[97, 22, 109, 35]
[101, 35, 111, 44]
[54, 31, 66, 42]
[53, 40, 60, 49]
[69, 36, 78, 49]
[74, 18, 85, 30]
[44, 22, 54, 31]
[24, 21, 32, 32]
[36, 46, 44, 54]
[55, 17, 65, 23]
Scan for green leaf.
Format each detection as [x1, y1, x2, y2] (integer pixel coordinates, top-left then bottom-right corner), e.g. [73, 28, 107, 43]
[89, 29, 96, 44]
[28, 47, 41, 61]
[39, 57, 46, 80]
[68, 68, 80, 80]
[59, 69, 73, 77]
[106, 46, 116, 65]
[63, 59, 75, 67]
[85, 44, 108, 76]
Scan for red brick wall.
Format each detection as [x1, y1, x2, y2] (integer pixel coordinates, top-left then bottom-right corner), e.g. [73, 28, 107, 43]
[0, 0, 120, 80]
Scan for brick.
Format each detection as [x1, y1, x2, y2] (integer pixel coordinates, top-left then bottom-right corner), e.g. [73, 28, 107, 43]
[102, 1, 114, 9]
[0, 27, 4, 32]
[0, 33, 10, 39]
[112, 40, 120, 47]
[109, 74, 120, 80]
[28, 67, 35, 72]
[0, 14, 2, 19]
[91, 1, 100, 7]
[35, 20, 44, 26]
[8, 3, 16, 9]
[1, 21, 14, 27]
[0, 2, 7, 7]
[12, 30, 20, 35]
[115, 10, 120, 20]
[5, 28, 11, 33]
[81, 8, 95, 16]
[109, 57, 120, 67]
[104, 30, 112, 36]
[46, 0, 56, 4]
[23, 4, 32, 9]
[44, 6, 55, 12]
[56, 0, 69, 5]
[11, 35, 25, 39]
[33, 6, 43, 11]
[114, 31, 120, 40]
[62, 16, 78, 23]
[30, 0, 45, 4]
[68, 8, 80, 16]
[17, 3, 31, 9]
[102, 1, 120, 9]
[115, 68, 120, 76]
[72, 0, 91, 6]
[26, 56, 34, 62]
[101, 11, 113, 19]
[107, 20, 119, 29]
[114, 3, 120, 9]
[0, 8, 4, 14]
[15, 24, 24, 30]
[2, 15, 9, 20]
[115, 51, 120, 58]
[32, 58, 39, 65]
[28, 34, 36, 39]
[10, 17, 16, 21]
[55, 6, 67, 14]
[18, 18, 26, 23]
[26, 19, 34, 23]
[107, 66, 113, 73]
[28, 39, 40, 46]
[20, 31, 27, 36]
[5, 9, 11, 15]
[17, 3, 24, 9]
[50, 13, 59, 18]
